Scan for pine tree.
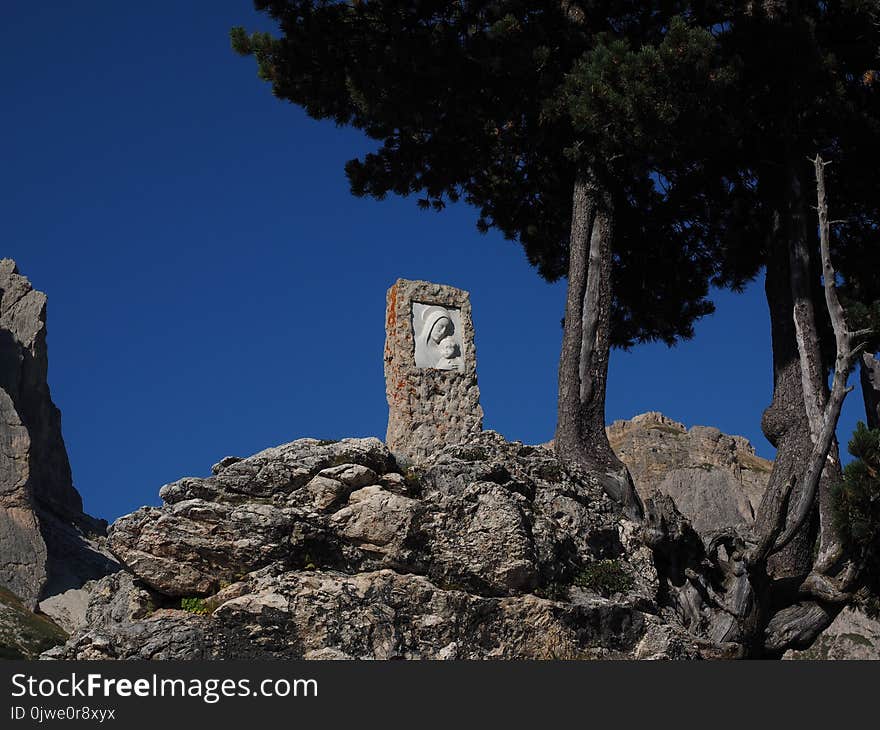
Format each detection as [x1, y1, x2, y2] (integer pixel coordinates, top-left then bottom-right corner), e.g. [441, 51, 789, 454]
[835, 422, 880, 614]
[231, 1, 880, 656]
[701, 3, 880, 618]
[231, 2, 745, 518]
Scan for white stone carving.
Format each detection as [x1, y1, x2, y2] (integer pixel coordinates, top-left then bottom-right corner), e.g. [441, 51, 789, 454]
[412, 303, 464, 371]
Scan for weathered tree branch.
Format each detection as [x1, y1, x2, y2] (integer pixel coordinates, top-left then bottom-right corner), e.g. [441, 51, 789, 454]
[770, 156, 862, 554]
[579, 199, 605, 405]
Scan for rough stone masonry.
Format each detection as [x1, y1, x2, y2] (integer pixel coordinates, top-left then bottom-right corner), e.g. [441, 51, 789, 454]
[384, 279, 482, 462]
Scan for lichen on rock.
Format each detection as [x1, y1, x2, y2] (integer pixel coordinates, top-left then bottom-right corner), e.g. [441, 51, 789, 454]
[49, 430, 699, 660]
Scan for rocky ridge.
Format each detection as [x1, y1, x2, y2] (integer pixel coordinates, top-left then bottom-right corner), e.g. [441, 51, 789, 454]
[41, 412, 880, 660]
[607, 411, 772, 533]
[608, 411, 880, 660]
[47, 432, 719, 660]
[2, 259, 875, 660]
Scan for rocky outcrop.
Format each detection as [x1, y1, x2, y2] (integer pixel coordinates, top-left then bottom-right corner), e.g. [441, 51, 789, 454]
[48, 432, 725, 660]
[609, 411, 880, 660]
[608, 412, 772, 534]
[36, 394, 880, 659]
[0, 259, 116, 615]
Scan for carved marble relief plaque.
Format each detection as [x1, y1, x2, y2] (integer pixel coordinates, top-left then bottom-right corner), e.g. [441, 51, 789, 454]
[411, 302, 464, 371]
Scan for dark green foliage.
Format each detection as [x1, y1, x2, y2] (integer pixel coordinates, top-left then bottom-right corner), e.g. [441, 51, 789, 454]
[231, 4, 880, 350]
[231, 2, 754, 350]
[180, 597, 210, 615]
[551, 17, 733, 171]
[573, 559, 634, 597]
[834, 422, 880, 611]
[715, 4, 880, 345]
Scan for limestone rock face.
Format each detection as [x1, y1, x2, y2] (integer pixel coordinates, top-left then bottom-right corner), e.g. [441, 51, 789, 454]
[609, 411, 880, 660]
[384, 279, 483, 463]
[0, 259, 116, 612]
[607, 412, 772, 534]
[50, 431, 719, 660]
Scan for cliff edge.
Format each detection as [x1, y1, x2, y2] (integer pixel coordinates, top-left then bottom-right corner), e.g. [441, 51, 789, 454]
[0, 259, 116, 645]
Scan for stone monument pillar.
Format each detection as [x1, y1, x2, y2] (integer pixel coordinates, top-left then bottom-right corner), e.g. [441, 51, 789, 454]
[384, 279, 483, 462]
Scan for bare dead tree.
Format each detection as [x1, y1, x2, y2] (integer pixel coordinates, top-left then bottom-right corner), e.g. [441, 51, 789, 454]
[644, 155, 872, 657]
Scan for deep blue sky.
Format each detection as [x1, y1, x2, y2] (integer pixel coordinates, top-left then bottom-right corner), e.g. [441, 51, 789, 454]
[1, 2, 866, 521]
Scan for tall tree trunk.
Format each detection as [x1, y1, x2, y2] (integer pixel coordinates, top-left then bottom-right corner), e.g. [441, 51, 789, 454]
[555, 173, 643, 520]
[860, 353, 880, 430]
[760, 156, 856, 653]
[754, 164, 831, 588]
[646, 157, 858, 657]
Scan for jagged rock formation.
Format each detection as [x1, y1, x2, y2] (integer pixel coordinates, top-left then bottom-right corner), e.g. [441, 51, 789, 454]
[4, 257, 873, 660]
[43, 412, 880, 660]
[608, 411, 880, 660]
[0, 259, 116, 617]
[47, 432, 728, 660]
[608, 412, 772, 534]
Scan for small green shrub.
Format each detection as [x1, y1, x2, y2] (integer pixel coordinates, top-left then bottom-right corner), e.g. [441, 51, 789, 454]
[534, 582, 570, 602]
[573, 560, 634, 597]
[180, 597, 210, 615]
[0, 586, 67, 658]
[833, 422, 880, 612]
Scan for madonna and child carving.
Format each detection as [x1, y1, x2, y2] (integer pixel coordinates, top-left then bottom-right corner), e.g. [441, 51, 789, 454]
[412, 303, 464, 371]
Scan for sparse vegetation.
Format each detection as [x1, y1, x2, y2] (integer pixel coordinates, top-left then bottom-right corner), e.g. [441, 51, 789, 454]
[648, 425, 686, 437]
[451, 445, 489, 462]
[573, 560, 634, 598]
[0, 586, 67, 659]
[401, 466, 422, 491]
[180, 597, 210, 615]
[833, 422, 880, 608]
